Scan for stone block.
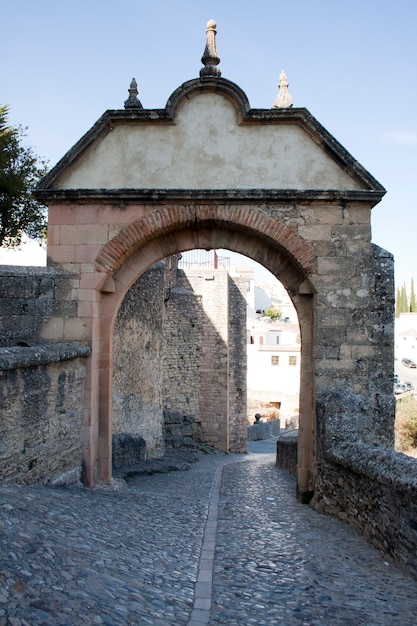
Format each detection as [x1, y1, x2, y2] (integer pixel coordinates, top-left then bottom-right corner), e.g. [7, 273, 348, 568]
[112, 433, 147, 468]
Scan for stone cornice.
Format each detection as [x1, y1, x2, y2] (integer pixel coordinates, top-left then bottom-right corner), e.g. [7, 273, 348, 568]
[35, 187, 385, 207]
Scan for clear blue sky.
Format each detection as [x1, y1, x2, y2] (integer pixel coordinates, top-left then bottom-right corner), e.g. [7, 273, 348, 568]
[2, 1, 416, 287]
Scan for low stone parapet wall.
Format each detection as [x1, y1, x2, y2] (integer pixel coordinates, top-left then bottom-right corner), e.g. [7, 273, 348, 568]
[247, 419, 280, 442]
[276, 430, 298, 474]
[0, 342, 90, 485]
[311, 442, 417, 580]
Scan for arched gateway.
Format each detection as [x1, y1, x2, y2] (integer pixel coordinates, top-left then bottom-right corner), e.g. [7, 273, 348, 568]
[36, 22, 394, 499]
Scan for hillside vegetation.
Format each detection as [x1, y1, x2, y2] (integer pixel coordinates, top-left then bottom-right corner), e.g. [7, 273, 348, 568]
[395, 395, 417, 455]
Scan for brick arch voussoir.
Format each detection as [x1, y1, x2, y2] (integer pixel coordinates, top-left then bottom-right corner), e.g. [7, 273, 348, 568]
[95, 204, 316, 276]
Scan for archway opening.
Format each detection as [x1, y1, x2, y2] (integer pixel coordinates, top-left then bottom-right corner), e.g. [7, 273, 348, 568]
[111, 248, 301, 474]
[98, 226, 315, 497]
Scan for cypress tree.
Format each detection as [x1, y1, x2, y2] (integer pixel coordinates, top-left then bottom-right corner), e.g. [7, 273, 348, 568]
[410, 278, 416, 312]
[401, 283, 408, 314]
[396, 286, 402, 318]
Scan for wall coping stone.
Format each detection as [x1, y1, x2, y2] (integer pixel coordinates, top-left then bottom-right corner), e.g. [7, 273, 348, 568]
[327, 442, 417, 490]
[0, 342, 91, 371]
[0, 265, 65, 277]
[247, 419, 280, 441]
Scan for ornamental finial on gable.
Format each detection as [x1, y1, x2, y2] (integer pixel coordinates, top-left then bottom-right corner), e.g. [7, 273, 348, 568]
[200, 19, 221, 78]
[273, 70, 293, 109]
[124, 77, 143, 109]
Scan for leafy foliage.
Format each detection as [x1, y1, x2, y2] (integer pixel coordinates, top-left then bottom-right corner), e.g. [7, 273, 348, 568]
[263, 306, 282, 321]
[0, 105, 48, 248]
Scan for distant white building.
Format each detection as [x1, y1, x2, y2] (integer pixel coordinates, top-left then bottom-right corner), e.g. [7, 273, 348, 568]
[396, 313, 417, 360]
[254, 280, 298, 323]
[246, 310, 300, 430]
[230, 263, 301, 428]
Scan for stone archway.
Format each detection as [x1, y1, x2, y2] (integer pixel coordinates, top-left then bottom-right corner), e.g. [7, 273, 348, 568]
[36, 29, 391, 499]
[95, 214, 316, 493]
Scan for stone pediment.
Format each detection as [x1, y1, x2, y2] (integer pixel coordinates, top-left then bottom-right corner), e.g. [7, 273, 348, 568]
[37, 77, 385, 205]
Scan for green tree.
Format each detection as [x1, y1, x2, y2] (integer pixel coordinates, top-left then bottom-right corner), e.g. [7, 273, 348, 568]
[396, 285, 402, 318]
[401, 283, 408, 315]
[263, 306, 282, 321]
[396, 284, 410, 318]
[410, 278, 416, 313]
[0, 105, 47, 248]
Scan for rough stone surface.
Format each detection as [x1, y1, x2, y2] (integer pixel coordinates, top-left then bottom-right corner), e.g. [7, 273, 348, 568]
[174, 269, 230, 452]
[227, 274, 248, 452]
[0, 266, 77, 347]
[113, 260, 248, 459]
[163, 410, 197, 448]
[0, 342, 90, 370]
[276, 430, 298, 474]
[0, 349, 88, 485]
[315, 243, 395, 453]
[247, 419, 280, 441]
[1, 439, 417, 625]
[311, 441, 417, 581]
[162, 269, 203, 446]
[112, 263, 166, 458]
[112, 434, 147, 468]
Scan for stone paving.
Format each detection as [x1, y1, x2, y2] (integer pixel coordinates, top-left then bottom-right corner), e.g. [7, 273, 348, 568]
[1, 437, 417, 625]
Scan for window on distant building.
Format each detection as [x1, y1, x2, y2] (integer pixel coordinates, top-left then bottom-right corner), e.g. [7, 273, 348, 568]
[250, 336, 255, 344]
[271, 356, 279, 366]
[289, 355, 297, 366]
[276, 335, 280, 345]
[259, 336, 264, 345]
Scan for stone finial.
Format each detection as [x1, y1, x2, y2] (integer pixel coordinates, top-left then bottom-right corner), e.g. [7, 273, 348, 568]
[200, 19, 221, 78]
[124, 77, 143, 109]
[273, 70, 293, 109]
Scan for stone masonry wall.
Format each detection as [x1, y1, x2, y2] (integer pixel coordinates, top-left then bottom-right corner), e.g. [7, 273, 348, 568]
[227, 274, 247, 452]
[309, 243, 416, 576]
[0, 343, 89, 485]
[177, 269, 230, 452]
[311, 443, 417, 581]
[162, 280, 202, 447]
[112, 263, 165, 459]
[314, 224, 395, 454]
[114, 261, 247, 455]
[0, 266, 77, 347]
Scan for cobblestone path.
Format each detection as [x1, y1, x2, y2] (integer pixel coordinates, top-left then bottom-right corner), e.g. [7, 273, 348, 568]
[0, 438, 416, 625]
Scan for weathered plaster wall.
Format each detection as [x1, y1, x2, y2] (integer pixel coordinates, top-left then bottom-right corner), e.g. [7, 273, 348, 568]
[53, 95, 362, 191]
[0, 343, 90, 485]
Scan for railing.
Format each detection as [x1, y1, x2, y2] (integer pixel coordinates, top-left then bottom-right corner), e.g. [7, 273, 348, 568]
[178, 249, 230, 271]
